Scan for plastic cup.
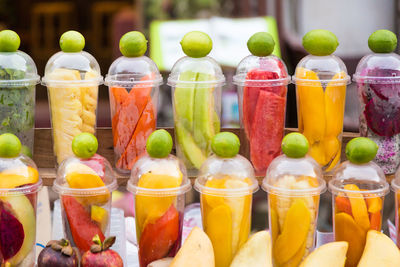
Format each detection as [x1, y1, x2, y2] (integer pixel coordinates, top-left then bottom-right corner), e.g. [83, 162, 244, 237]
[293, 55, 350, 172]
[53, 156, 117, 253]
[354, 53, 400, 174]
[128, 155, 191, 267]
[233, 55, 290, 176]
[168, 56, 225, 174]
[194, 154, 258, 267]
[0, 50, 39, 152]
[391, 168, 400, 247]
[0, 176, 42, 266]
[105, 56, 162, 173]
[42, 50, 102, 166]
[262, 154, 325, 266]
[329, 161, 389, 266]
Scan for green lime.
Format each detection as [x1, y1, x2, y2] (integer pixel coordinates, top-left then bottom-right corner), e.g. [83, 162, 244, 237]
[72, 133, 98, 159]
[21, 145, 32, 159]
[345, 137, 378, 164]
[0, 133, 21, 158]
[146, 129, 173, 158]
[281, 133, 309, 158]
[247, 32, 275, 57]
[0, 30, 20, 52]
[180, 31, 212, 58]
[119, 31, 148, 57]
[302, 29, 338, 56]
[211, 132, 240, 158]
[368, 29, 397, 53]
[60, 31, 85, 52]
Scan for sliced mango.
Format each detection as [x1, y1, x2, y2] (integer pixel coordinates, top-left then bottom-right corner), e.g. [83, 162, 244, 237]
[366, 196, 382, 213]
[281, 240, 307, 267]
[335, 212, 367, 267]
[344, 184, 370, 231]
[0, 166, 39, 188]
[91, 205, 108, 233]
[309, 142, 327, 166]
[203, 178, 226, 207]
[270, 208, 280, 243]
[274, 199, 311, 265]
[205, 204, 232, 267]
[325, 72, 346, 137]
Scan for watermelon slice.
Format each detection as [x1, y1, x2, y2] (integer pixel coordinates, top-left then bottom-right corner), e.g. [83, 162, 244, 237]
[117, 101, 156, 170]
[250, 90, 285, 175]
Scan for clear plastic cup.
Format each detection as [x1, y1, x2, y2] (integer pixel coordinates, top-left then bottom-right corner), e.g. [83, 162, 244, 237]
[293, 55, 350, 172]
[42, 35, 102, 166]
[354, 53, 400, 174]
[0, 153, 42, 266]
[391, 169, 400, 248]
[105, 55, 162, 173]
[329, 160, 389, 267]
[0, 48, 39, 152]
[128, 154, 191, 267]
[194, 154, 258, 267]
[53, 154, 117, 253]
[168, 56, 225, 174]
[262, 154, 325, 266]
[233, 55, 290, 176]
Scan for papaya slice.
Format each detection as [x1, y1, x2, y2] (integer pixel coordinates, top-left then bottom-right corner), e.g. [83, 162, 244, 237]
[335, 196, 352, 216]
[369, 211, 382, 231]
[110, 86, 128, 139]
[274, 199, 311, 265]
[344, 184, 370, 231]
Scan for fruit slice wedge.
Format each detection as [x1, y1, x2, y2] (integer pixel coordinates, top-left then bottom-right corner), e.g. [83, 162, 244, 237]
[0, 166, 39, 188]
[344, 184, 370, 231]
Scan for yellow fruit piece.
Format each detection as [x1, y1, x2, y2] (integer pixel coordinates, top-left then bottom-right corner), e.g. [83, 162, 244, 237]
[204, 178, 226, 207]
[0, 166, 39, 188]
[325, 72, 346, 138]
[366, 196, 382, 213]
[81, 70, 99, 134]
[205, 204, 232, 267]
[270, 208, 280, 243]
[323, 136, 340, 165]
[334, 212, 366, 267]
[274, 199, 311, 265]
[309, 142, 327, 166]
[296, 67, 325, 144]
[91, 205, 108, 233]
[237, 194, 252, 250]
[299, 241, 348, 267]
[344, 184, 370, 231]
[281, 240, 306, 267]
[325, 141, 341, 172]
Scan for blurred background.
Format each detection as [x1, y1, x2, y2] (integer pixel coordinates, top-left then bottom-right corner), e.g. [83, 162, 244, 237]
[2, 0, 397, 233]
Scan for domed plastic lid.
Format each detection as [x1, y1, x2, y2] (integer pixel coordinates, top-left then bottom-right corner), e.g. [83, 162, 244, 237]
[127, 154, 191, 196]
[293, 55, 350, 86]
[167, 56, 225, 88]
[105, 56, 163, 88]
[329, 161, 389, 197]
[391, 166, 400, 192]
[353, 53, 400, 84]
[53, 154, 117, 196]
[232, 55, 290, 87]
[0, 50, 39, 87]
[194, 154, 258, 197]
[262, 155, 325, 196]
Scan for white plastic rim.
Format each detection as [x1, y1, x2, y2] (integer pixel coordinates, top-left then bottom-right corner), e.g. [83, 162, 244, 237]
[0, 75, 40, 87]
[53, 179, 118, 196]
[232, 75, 290, 87]
[262, 178, 326, 197]
[104, 74, 163, 88]
[292, 75, 351, 87]
[353, 74, 400, 84]
[329, 179, 389, 197]
[391, 179, 400, 192]
[0, 178, 43, 196]
[41, 76, 104, 87]
[127, 180, 192, 197]
[194, 179, 259, 197]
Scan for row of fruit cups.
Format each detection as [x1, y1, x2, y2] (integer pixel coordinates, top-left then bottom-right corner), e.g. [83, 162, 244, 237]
[1, 125, 400, 267]
[1, 27, 398, 178]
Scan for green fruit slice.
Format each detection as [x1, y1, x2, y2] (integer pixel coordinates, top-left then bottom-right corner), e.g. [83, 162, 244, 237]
[175, 123, 206, 169]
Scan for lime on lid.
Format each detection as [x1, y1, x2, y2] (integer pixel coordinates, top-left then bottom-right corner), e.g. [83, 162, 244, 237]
[368, 29, 397, 53]
[211, 132, 240, 158]
[0, 133, 22, 158]
[72, 133, 98, 159]
[60, 30, 85, 53]
[146, 129, 173, 158]
[180, 31, 213, 58]
[119, 31, 148, 57]
[247, 32, 275, 57]
[345, 137, 378, 164]
[281, 132, 309, 158]
[302, 29, 338, 56]
[0, 30, 20, 52]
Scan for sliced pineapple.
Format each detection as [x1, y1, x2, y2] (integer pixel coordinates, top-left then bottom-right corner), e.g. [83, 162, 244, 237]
[81, 70, 99, 134]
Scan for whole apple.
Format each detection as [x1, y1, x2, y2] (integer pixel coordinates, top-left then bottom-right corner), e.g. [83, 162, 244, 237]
[81, 235, 123, 267]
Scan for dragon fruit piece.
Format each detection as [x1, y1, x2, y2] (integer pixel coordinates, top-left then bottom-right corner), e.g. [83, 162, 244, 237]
[0, 207, 24, 260]
[81, 154, 106, 180]
[367, 68, 400, 100]
[367, 130, 400, 174]
[365, 97, 400, 137]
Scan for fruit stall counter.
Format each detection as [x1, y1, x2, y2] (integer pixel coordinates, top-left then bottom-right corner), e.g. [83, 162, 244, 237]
[32, 127, 390, 186]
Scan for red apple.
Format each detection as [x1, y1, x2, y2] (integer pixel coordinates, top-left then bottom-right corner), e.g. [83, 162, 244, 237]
[81, 235, 123, 267]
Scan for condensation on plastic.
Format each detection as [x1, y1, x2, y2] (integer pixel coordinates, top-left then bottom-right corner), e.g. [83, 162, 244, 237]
[53, 155, 118, 196]
[194, 154, 258, 197]
[0, 50, 40, 87]
[105, 56, 163, 88]
[41, 51, 102, 87]
[292, 55, 350, 86]
[167, 56, 225, 88]
[0, 154, 42, 195]
[329, 161, 389, 197]
[262, 155, 326, 196]
[354, 53, 400, 84]
[232, 55, 290, 87]
[127, 154, 191, 197]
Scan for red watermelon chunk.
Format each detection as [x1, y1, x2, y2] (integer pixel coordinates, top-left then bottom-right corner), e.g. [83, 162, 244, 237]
[250, 90, 285, 176]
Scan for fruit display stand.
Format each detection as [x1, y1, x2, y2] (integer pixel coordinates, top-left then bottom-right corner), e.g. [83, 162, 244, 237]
[32, 127, 392, 186]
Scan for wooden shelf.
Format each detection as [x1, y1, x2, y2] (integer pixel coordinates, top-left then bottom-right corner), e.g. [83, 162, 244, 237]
[34, 128, 393, 186]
